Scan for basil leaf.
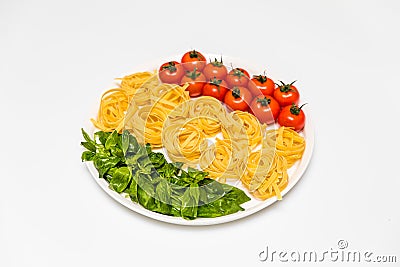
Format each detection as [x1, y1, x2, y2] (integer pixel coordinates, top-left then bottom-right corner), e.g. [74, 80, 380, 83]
[94, 131, 111, 145]
[124, 171, 138, 202]
[110, 146, 124, 159]
[93, 154, 121, 177]
[148, 152, 166, 169]
[122, 130, 139, 156]
[81, 141, 96, 152]
[172, 162, 184, 169]
[220, 183, 251, 204]
[197, 199, 243, 218]
[81, 151, 95, 161]
[145, 143, 152, 154]
[198, 179, 224, 203]
[81, 128, 94, 143]
[155, 179, 171, 204]
[158, 163, 180, 179]
[81, 129, 96, 152]
[181, 184, 200, 220]
[154, 179, 172, 214]
[110, 167, 131, 193]
[105, 130, 119, 150]
[137, 183, 155, 210]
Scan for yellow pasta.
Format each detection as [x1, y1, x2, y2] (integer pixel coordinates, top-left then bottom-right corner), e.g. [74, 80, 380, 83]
[162, 96, 251, 176]
[91, 71, 158, 133]
[240, 126, 306, 200]
[241, 148, 289, 200]
[266, 126, 306, 168]
[178, 122, 206, 161]
[90, 88, 130, 132]
[200, 139, 233, 183]
[194, 117, 221, 137]
[223, 110, 265, 150]
[125, 82, 190, 148]
[118, 71, 155, 93]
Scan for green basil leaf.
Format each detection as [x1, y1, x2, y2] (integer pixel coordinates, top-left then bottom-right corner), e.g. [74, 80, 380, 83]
[81, 141, 96, 152]
[137, 183, 155, 210]
[93, 154, 121, 177]
[110, 146, 124, 159]
[181, 184, 200, 220]
[122, 130, 140, 157]
[153, 179, 172, 214]
[197, 198, 243, 218]
[145, 143, 152, 154]
[105, 130, 119, 150]
[172, 162, 184, 169]
[81, 151, 95, 161]
[110, 167, 131, 193]
[221, 183, 251, 205]
[155, 179, 171, 204]
[81, 129, 96, 152]
[94, 131, 111, 145]
[148, 152, 166, 169]
[124, 171, 138, 202]
[81, 128, 94, 143]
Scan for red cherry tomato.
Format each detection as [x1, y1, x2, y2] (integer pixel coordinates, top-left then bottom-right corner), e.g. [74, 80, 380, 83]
[248, 74, 275, 96]
[181, 50, 206, 71]
[223, 86, 252, 111]
[203, 58, 228, 80]
[180, 69, 206, 97]
[158, 61, 185, 84]
[226, 67, 250, 88]
[278, 103, 306, 131]
[273, 81, 300, 107]
[202, 77, 228, 101]
[250, 95, 281, 124]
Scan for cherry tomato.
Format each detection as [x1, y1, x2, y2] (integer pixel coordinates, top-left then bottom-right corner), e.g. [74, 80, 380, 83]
[250, 95, 281, 124]
[202, 77, 228, 101]
[203, 58, 228, 80]
[248, 74, 275, 96]
[224, 86, 253, 111]
[180, 69, 206, 97]
[181, 50, 206, 71]
[158, 61, 185, 84]
[278, 103, 306, 131]
[273, 81, 300, 107]
[226, 67, 250, 88]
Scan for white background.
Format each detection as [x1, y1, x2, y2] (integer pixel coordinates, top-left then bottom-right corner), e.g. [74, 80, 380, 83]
[1, 0, 399, 266]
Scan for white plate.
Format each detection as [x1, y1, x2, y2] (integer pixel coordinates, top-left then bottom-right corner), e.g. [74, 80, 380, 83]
[84, 54, 314, 226]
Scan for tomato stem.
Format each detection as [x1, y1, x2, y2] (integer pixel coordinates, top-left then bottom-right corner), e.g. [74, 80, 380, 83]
[161, 62, 177, 73]
[256, 96, 271, 106]
[185, 68, 201, 80]
[253, 74, 267, 83]
[299, 103, 307, 109]
[289, 103, 306, 115]
[232, 68, 245, 77]
[209, 77, 222, 86]
[278, 80, 296, 93]
[210, 57, 224, 67]
[189, 50, 200, 59]
[232, 87, 241, 98]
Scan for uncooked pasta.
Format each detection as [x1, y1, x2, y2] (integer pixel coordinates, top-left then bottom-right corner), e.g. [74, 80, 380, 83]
[91, 71, 158, 132]
[265, 126, 306, 168]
